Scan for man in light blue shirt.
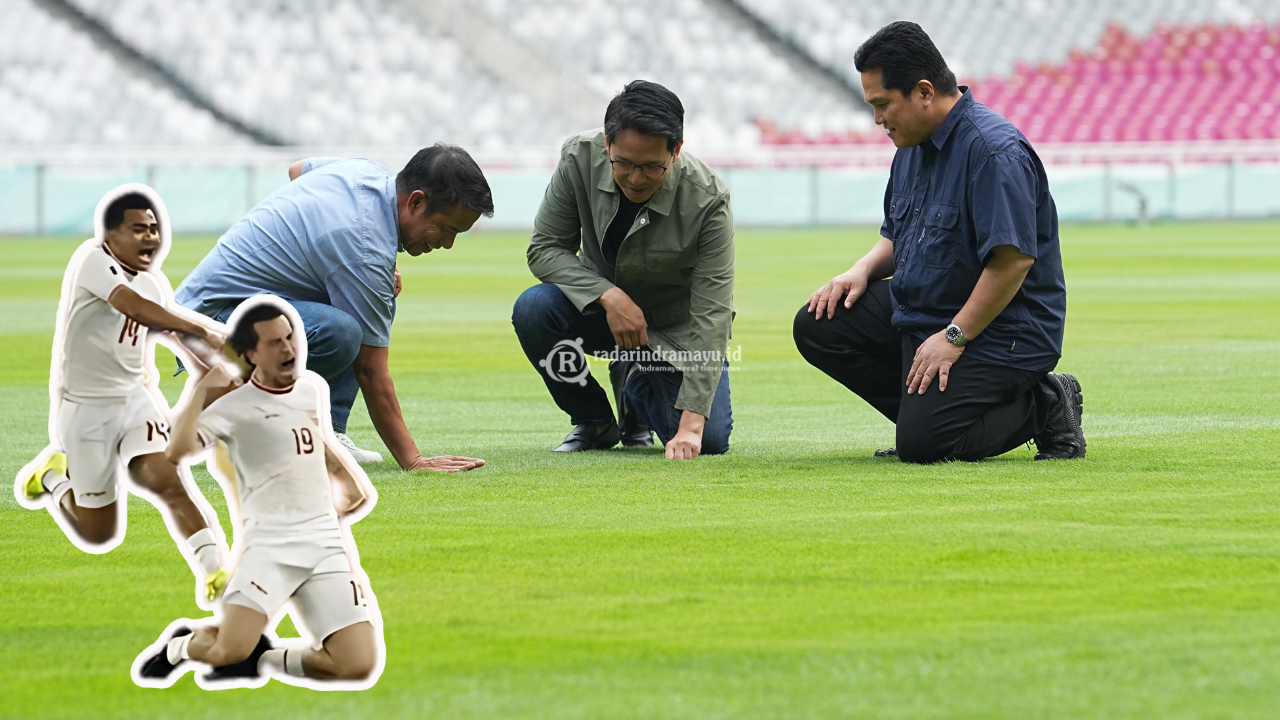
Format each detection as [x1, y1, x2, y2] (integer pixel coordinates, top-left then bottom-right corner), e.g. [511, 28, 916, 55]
[175, 144, 493, 473]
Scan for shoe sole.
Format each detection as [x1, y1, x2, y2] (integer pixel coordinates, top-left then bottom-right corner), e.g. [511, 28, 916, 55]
[1037, 373, 1086, 460]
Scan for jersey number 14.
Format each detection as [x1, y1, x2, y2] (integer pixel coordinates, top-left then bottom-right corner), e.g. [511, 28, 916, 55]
[118, 317, 141, 346]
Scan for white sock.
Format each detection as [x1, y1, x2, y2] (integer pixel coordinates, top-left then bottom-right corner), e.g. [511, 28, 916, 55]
[284, 648, 306, 677]
[166, 634, 192, 665]
[258, 648, 286, 675]
[43, 470, 69, 496]
[185, 528, 221, 574]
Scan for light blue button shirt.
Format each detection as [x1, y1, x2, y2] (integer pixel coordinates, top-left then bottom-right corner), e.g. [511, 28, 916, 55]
[175, 157, 400, 347]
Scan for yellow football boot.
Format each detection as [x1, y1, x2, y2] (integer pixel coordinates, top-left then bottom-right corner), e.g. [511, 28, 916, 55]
[23, 452, 67, 500]
[205, 567, 230, 602]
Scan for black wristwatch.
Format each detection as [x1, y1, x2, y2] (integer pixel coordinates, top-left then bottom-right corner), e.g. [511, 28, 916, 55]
[944, 323, 967, 346]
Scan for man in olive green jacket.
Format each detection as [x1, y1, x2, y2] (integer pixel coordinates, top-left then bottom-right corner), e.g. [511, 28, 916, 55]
[512, 80, 735, 460]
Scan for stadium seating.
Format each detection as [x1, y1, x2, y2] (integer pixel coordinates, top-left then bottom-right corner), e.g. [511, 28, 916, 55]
[738, 0, 1280, 87]
[66, 0, 573, 148]
[472, 0, 873, 148]
[0, 0, 242, 145]
[8, 0, 1280, 148]
[971, 22, 1280, 143]
[750, 15, 1280, 145]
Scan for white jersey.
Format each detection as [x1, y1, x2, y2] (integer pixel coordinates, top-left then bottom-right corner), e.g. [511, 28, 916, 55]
[198, 375, 343, 550]
[60, 243, 166, 403]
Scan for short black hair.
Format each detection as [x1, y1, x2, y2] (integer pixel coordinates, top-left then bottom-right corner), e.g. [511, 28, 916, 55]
[604, 80, 684, 152]
[396, 144, 494, 217]
[104, 192, 155, 231]
[229, 303, 288, 360]
[854, 21, 958, 99]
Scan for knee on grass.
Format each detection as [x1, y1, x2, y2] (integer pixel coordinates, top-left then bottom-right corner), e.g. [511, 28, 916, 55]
[700, 423, 731, 456]
[895, 428, 954, 465]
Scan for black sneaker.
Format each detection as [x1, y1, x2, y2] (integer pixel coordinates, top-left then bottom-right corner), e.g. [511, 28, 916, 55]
[138, 626, 192, 679]
[1034, 373, 1086, 460]
[610, 361, 654, 447]
[203, 634, 272, 680]
[873, 447, 897, 458]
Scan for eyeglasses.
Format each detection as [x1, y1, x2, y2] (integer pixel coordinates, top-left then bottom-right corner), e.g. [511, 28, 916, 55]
[608, 157, 671, 179]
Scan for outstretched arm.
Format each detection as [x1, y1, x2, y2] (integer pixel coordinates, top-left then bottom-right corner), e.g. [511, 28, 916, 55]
[352, 344, 485, 473]
[108, 285, 224, 348]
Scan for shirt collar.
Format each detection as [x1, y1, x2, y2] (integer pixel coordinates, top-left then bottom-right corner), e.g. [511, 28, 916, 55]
[597, 147, 681, 216]
[928, 86, 973, 151]
[388, 176, 404, 254]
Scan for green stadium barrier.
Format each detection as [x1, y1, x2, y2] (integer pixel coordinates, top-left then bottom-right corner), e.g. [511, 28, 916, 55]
[152, 166, 249, 233]
[2, 161, 1278, 235]
[0, 165, 38, 234]
[44, 167, 148, 236]
[721, 168, 814, 226]
[1172, 165, 1230, 220]
[1235, 164, 1280, 217]
[816, 168, 892, 225]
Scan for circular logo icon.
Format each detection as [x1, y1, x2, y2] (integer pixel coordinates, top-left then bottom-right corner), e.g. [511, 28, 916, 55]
[539, 337, 591, 386]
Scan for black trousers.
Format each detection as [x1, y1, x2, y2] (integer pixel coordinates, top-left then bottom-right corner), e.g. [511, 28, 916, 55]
[792, 280, 1055, 463]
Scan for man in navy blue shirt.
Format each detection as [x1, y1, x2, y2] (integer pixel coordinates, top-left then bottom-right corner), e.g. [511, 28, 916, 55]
[793, 21, 1085, 463]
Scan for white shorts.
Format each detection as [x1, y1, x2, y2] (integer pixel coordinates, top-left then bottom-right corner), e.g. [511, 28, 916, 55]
[57, 391, 169, 509]
[224, 548, 371, 644]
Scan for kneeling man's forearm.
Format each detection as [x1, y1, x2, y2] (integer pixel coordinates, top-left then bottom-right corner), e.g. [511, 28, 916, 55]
[352, 345, 420, 469]
[952, 245, 1035, 340]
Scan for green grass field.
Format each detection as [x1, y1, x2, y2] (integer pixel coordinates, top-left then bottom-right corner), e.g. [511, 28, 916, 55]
[2, 222, 1279, 719]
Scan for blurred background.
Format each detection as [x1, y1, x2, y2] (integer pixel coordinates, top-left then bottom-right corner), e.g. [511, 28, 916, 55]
[2, 0, 1279, 234]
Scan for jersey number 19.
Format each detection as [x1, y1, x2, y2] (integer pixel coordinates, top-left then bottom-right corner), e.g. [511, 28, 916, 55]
[291, 427, 315, 455]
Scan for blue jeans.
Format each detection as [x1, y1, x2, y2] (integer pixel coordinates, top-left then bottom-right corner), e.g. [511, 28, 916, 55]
[512, 283, 733, 454]
[184, 300, 363, 433]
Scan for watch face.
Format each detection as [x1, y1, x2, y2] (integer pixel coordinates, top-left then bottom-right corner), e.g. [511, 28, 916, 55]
[946, 325, 961, 342]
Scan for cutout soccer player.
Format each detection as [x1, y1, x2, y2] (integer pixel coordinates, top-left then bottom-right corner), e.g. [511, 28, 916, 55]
[14, 184, 233, 605]
[135, 299, 383, 689]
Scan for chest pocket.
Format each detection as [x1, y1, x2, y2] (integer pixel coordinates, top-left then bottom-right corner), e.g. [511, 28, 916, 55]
[887, 194, 911, 239]
[917, 202, 959, 269]
[644, 248, 696, 273]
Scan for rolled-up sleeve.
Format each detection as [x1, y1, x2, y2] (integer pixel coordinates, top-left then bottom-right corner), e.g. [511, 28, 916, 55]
[326, 259, 395, 347]
[970, 152, 1040, 261]
[527, 147, 615, 312]
[878, 165, 895, 239]
[301, 157, 343, 175]
[675, 197, 735, 417]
